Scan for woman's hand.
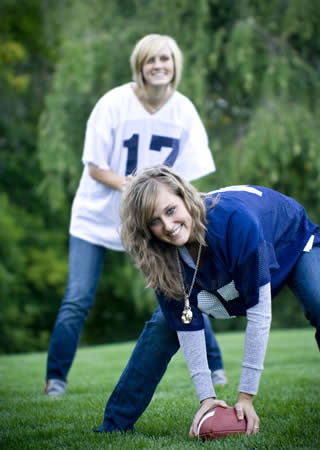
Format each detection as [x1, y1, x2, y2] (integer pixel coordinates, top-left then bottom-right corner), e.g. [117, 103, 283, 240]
[89, 164, 132, 192]
[120, 175, 133, 192]
[234, 392, 260, 435]
[189, 397, 228, 438]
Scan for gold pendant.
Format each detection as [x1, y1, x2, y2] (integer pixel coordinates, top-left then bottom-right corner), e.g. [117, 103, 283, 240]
[181, 307, 193, 324]
[181, 296, 193, 324]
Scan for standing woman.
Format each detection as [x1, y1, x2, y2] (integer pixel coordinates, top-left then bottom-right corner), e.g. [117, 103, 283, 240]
[119, 165, 320, 436]
[45, 34, 226, 397]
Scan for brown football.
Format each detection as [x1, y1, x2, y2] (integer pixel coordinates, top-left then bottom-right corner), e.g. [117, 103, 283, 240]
[197, 406, 247, 441]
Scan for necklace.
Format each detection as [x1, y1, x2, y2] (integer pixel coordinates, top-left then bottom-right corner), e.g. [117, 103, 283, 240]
[176, 243, 202, 324]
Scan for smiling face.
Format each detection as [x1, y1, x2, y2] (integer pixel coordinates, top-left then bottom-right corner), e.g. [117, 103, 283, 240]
[148, 183, 193, 247]
[142, 47, 174, 88]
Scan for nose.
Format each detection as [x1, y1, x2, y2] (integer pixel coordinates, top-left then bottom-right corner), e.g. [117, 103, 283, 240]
[162, 217, 172, 232]
[153, 56, 162, 68]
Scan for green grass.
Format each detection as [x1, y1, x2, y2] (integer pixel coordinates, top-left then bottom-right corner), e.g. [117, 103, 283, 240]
[0, 328, 319, 449]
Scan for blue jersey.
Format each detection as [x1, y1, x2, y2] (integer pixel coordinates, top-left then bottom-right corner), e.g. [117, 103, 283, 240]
[157, 186, 320, 331]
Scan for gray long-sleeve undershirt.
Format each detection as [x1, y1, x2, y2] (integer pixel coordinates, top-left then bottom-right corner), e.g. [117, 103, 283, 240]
[177, 329, 216, 402]
[177, 283, 272, 402]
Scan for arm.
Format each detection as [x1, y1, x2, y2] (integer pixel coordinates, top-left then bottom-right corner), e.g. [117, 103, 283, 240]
[177, 329, 228, 437]
[177, 329, 215, 402]
[89, 163, 131, 192]
[83, 100, 131, 192]
[235, 282, 272, 434]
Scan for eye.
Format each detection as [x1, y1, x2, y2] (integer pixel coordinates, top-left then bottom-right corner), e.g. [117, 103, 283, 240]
[160, 55, 170, 62]
[145, 56, 155, 64]
[149, 217, 160, 227]
[167, 206, 175, 215]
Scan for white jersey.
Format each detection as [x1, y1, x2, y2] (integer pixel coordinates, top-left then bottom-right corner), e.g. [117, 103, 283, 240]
[70, 83, 216, 250]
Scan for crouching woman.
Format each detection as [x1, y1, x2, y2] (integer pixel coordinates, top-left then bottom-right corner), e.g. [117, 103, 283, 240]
[119, 165, 320, 436]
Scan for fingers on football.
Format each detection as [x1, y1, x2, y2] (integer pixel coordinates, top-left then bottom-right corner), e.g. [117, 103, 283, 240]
[235, 406, 244, 420]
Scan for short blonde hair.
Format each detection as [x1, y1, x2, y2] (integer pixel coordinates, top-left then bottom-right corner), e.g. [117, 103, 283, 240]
[130, 34, 183, 90]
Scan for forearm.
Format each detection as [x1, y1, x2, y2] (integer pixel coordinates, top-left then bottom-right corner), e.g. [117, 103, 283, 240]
[177, 329, 216, 402]
[89, 163, 128, 191]
[238, 283, 272, 395]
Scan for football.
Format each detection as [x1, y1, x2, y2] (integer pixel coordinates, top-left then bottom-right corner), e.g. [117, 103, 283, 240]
[197, 406, 247, 441]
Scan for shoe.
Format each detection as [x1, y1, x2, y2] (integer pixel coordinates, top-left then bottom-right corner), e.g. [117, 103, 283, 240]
[211, 369, 228, 386]
[44, 379, 67, 396]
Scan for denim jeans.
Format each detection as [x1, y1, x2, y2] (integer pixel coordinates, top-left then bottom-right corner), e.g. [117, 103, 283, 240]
[46, 236, 106, 381]
[96, 245, 320, 432]
[46, 235, 223, 382]
[287, 245, 320, 350]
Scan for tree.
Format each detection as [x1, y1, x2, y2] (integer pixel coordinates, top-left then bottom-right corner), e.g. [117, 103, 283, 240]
[204, 0, 320, 218]
[0, 0, 69, 352]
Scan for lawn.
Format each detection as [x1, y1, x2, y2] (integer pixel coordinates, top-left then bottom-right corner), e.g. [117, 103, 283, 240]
[0, 328, 319, 449]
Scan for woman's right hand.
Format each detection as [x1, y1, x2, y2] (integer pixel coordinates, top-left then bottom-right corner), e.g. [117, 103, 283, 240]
[89, 164, 132, 192]
[120, 175, 133, 192]
[189, 397, 228, 437]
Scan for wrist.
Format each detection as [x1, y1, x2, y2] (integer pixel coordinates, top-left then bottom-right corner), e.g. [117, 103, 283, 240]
[238, 392, 254, 402]
[200, 396, 216, 405]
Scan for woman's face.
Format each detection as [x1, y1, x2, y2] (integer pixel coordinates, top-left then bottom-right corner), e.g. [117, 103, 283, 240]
[148, 183, 193, 246]
[142, 47, 174, 88]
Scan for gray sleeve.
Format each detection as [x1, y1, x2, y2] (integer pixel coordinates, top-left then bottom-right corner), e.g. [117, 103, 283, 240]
[177, 329, 216, 402]
[238, 282, 272, 395]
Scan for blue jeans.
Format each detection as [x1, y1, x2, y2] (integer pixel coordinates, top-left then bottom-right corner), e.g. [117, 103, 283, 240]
[287, 245, 320, 350]
[96, 246, 320, 432]
[46, 236, 105, 380]
[46, 235, 223, 381]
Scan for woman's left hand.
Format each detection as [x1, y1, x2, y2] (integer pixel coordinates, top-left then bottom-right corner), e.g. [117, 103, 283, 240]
[189, 397, 228, 437]
[234, 392, 260, 435]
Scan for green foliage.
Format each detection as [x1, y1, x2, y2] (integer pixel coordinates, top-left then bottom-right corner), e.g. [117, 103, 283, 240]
[84, 252, 157, 345]
[237, 101, 320, 220]
[0, 329, 319, 448]
[0, 41, 30, 92]
[38, 0, 137, 212]
[0, 0, 70, 353]
[0, 193, 69, 353]
[203, 1, 320, 188]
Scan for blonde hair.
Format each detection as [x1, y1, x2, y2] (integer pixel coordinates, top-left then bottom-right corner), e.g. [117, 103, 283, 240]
[120, 166, 207, 300]
[130, 34, 183, 91]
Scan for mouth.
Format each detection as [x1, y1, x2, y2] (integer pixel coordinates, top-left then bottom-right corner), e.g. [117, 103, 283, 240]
[151, 71, 167, 77]
[169, 224, 182, 238]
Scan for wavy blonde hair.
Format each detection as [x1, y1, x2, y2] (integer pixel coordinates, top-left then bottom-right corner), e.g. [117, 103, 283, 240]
[120, 166, 207, 300]
[130, 34, 183, 91]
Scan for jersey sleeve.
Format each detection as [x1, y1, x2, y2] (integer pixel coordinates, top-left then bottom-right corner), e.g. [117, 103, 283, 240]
[156, 291, 205, 331]
[81, 95, 114, 170]
[206, 203, 279, 312]
[226, 209, 279, 309]
[173, 99, 215, 182]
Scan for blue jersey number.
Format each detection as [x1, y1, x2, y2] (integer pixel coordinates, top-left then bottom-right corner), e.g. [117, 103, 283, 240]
[123, 134, 180, 175]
